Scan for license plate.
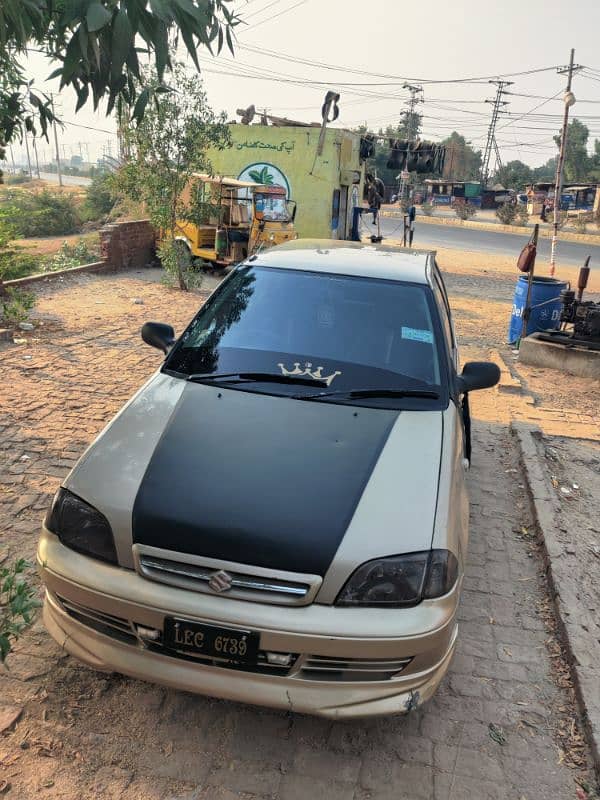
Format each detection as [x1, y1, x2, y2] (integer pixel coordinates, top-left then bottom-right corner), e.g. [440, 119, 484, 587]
[163, 618, 259, 663]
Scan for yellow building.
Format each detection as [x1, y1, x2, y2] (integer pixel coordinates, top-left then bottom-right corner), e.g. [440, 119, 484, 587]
[207, 124, 365, 240]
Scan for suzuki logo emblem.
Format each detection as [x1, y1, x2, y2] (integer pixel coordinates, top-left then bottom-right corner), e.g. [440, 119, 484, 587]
[208, 570, 233, 593]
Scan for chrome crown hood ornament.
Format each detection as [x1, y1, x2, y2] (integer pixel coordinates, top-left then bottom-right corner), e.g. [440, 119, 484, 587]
[278, 361, 341, 386]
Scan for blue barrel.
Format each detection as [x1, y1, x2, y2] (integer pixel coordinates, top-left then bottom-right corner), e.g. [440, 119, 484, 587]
[507, 276, 568, 344]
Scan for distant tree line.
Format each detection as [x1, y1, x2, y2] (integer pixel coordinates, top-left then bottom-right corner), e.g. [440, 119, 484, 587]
[357, 117, 600, 191]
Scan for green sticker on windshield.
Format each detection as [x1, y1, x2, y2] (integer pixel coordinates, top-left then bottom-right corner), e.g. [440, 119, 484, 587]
[402, 327, 433, 344]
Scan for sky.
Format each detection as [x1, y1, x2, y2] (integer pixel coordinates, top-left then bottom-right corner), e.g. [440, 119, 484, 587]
[11, 0, 600, 170]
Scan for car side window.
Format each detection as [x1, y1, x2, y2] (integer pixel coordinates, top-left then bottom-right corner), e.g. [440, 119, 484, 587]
[432, 274, 454, 353]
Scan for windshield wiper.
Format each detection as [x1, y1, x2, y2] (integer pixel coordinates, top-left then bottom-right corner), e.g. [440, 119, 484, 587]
[295, 388, 440, 400]
[187, 372, 328, 388]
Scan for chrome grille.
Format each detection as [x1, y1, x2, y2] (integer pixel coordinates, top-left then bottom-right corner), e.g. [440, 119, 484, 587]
[297, 655, 413, 682]
[54, 594, 413, 683]
[56, 595, 138, 645]
[133, 545, 321, 607]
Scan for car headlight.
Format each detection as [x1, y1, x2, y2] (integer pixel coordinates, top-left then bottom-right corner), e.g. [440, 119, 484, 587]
[335, 550, 459, 607]
[45, 488, 117, 565]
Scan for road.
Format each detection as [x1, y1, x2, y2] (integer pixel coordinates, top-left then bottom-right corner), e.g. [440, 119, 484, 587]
[38, 170, 91, 186]
[380, 216, 600, 267]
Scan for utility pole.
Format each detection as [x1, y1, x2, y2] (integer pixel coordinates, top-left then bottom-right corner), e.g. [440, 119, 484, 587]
[493, 137, 503, 176]
[24, 135, 33, 178]
[401, 83, 424, 142]
[550, 48, 580, 276]
[9, 145, 16, 174]
[32, 137, 41, 179]
[480, 80, 512, 188]
[50, 94, 63, 186]
[398, 84, 423, 201]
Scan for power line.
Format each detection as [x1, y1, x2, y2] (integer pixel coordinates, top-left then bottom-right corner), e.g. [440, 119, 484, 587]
[496, 91, 562, 131]
[242, 0, 285, 20]
[62, 119, 116, 135]
[239, 0, 308, 34]
[237, 44, 562, 84]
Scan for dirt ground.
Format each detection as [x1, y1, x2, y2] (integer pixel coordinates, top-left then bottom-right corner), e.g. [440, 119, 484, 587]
[0, 250, 599, 799]
[1, 180, 85, 196]
[423, 244, 600, 430]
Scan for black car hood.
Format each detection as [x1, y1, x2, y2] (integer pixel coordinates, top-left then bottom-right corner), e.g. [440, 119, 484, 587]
[132, 383, 398, 576]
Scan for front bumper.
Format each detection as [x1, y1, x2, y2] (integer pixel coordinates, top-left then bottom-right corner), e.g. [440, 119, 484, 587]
[38, 530, 459, 719]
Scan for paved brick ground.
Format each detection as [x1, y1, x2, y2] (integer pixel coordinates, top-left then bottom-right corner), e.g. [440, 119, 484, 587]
[0, 269, 591, 798]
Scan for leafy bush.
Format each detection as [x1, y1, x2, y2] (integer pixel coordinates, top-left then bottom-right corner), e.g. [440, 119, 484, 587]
[454, 202, 477, 220]
[0, 249, 39, 281]
[495, 203, 517, 225]
[2, 189, 81, 237]
[1, 287, 36, 326]
[514, 206, 529, 227]
[573, 213, 593, 234]
[0, 219, 40, 280]
[0, 558, 39, 662]
[45, 239, 99, 271]
[158, 239, 202, 290]
[83, 172, 117, 221]
[421, 202, 434, 216]
[5, 174, 32, 186]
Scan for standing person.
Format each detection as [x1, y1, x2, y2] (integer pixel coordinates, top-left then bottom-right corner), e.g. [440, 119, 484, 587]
[540, 200, 547, 223]
[407, 201, 416, 246]
[367, 174, 384, 225]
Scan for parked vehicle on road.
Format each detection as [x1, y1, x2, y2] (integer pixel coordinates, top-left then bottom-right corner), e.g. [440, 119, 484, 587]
[171, 173, 297, 269]
[38, 240, 499, 718]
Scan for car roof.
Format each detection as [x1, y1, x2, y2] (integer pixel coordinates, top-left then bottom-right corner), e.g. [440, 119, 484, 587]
[251, 239, 436, 284]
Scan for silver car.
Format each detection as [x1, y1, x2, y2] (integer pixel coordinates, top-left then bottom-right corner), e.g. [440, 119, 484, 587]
[38, 240, 499, 719]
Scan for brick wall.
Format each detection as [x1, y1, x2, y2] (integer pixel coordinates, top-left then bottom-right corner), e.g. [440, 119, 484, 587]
[3, 220, 156, 291]
[100, 220, 156, 269]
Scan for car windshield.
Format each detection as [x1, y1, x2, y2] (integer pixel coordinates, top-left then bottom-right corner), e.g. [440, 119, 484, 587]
[165, 265, 446, 403]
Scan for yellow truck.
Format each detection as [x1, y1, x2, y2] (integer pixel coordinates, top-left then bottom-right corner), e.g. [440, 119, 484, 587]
[174, 174, 297, 269]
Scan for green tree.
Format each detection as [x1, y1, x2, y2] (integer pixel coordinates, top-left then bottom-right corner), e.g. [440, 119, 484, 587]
[397, 111, 423, 142]
[495, 160, 533, 190]
[588, 139, 600, 181]
[0, 0, 240, 168]
[120, 66, 230, 291]
[554, 118, 592, 182]
[441, 132, 482, 181]
[84, 172, 118, 220]
[531, 157, 557, 183]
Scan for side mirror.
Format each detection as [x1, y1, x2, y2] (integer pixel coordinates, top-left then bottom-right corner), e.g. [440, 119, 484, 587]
[141, 322, 175, 355]
[456, 361, 500, 394]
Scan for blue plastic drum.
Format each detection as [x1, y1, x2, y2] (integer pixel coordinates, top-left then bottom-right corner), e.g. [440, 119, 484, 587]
[507, 275, 569, 344]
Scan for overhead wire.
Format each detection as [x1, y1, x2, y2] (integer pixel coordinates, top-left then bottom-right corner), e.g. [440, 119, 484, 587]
[241, 0, 285, 20]
[238, 0, 308, 34]
[236, 44, 562, 85]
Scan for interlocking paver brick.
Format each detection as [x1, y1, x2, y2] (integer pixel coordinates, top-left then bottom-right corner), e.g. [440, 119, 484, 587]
[0, 270, 591, 799]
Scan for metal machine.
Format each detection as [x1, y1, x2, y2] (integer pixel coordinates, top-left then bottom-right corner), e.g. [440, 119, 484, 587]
[537, 259, 600, 349]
